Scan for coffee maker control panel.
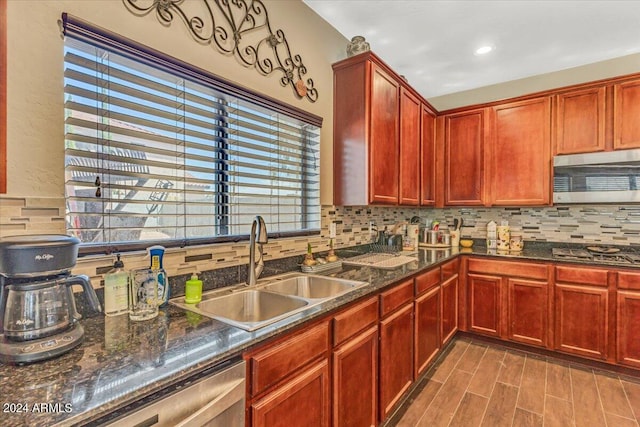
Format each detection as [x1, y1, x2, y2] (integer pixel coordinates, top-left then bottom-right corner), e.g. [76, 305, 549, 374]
[0, 325, 84, 364]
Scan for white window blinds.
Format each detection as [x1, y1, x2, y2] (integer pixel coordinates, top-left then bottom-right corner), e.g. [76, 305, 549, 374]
[62, 19, 321, 250]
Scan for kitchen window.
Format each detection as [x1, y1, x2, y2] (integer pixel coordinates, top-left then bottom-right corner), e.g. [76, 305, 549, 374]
[61, 15, 321, 254]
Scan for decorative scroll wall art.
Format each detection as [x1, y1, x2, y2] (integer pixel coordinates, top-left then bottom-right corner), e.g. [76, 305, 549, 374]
[123, 0, 318, 102]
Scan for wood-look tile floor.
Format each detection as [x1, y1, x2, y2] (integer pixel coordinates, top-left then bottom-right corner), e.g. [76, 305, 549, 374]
[395, 338, 640, 427]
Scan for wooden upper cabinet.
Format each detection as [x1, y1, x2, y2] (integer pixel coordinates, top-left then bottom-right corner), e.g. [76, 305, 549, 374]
[421, 105, 436, 205]
[332, 56, 400, 206]
[369, 64, 400, 204]
[334, 52, 435, 206]
[613, 78, 640, 150]
[399, 87, 421, 205]
[444, 109, 486, 206]
[491, 96, 552, 206]
[555, 87, 606, 154]
[333, 52, 438, 206]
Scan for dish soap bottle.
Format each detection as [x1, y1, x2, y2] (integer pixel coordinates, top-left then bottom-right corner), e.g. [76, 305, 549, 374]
[185, 273, 203, 304]
[104, 254, 129, 316]
[148, 245, 169, 307]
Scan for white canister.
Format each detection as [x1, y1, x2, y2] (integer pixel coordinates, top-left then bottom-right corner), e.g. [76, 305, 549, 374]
[407, 224, 420, 250]
[486, 221, 497, 249]
[450, 229, 460, 248]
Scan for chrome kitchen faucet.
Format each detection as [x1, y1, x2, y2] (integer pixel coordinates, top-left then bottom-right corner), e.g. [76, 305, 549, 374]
[247, 216, 268, 286]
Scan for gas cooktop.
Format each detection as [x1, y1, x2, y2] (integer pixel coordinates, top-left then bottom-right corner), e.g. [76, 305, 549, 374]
[552, 247, 640, 266]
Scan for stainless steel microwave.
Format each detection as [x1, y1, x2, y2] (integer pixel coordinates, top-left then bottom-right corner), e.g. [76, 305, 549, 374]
[553, 149, 640, 204]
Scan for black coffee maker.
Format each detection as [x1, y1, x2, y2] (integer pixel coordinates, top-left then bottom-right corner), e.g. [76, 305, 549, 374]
[0, 235, 102, 363]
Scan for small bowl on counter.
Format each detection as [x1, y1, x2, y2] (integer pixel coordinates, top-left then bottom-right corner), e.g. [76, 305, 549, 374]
[459, 239, 474, 248]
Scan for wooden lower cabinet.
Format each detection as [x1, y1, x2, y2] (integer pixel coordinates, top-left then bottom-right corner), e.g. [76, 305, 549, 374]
[467, 258, 551, 345]
[441, 274, 459, 344]
[617, 290, 640, 368]
[467, 273, 501, 337]
[251, 360, 330, 427]
[379, 302, 414, 420]
[507, 278, 548, 347]
[245, 257, 640, 427]
[333, 325, 378, 427]
[555, 283, 608, 360]
[414, 285, 440, 377]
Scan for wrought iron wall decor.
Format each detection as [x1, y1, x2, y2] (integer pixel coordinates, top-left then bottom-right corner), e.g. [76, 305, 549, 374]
[123, 0, 318, 102]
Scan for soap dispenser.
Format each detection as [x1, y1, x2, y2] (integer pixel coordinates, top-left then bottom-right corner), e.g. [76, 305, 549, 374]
[185, 273, 203, 304]
[104, 254, 129, 316]
[147, 245, 169, 307]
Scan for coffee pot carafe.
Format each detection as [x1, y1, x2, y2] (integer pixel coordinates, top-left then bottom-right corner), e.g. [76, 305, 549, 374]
[0, 235, 102, 364]
[1, 274, 100, 341]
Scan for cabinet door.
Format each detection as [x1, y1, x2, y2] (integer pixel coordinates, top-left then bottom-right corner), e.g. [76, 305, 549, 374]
[399, 88, 421, 205]
[468, 274, 501, 337]
[414, 285, 440, 377]
[444, 109, 485, 205]
[491, 96, 551, 205]
[441, 274, 459, 344]
[616, 290, 640, 368]
[369, 63, 400, 204]
[555, 87, 606, 154]
[333, 325, 378, 427]
[251, 360, 330, 427]
[614, 78, 640, 150]
[555, 283, 608, 360]
[507, 278, 548, 347]
[379, 303, 413, 419]
[248, 321, 329, 397]
[421, 105, 436, 205]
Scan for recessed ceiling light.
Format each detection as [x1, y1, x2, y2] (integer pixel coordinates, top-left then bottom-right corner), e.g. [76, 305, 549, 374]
[475, 45, 494, 55]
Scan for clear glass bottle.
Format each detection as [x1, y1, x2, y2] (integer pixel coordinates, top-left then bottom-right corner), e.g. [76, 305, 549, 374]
[104, 254, 129, 316]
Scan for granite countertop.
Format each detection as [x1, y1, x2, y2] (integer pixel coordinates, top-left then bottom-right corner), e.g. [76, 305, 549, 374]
[0, 242, 635, 426]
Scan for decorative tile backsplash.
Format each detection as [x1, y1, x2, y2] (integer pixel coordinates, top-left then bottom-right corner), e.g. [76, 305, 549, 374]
[2, 195, 639, 292]
[0, 196, 66, 235]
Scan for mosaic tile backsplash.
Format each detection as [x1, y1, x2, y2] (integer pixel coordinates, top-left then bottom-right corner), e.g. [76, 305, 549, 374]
[2, 195, 639, 292]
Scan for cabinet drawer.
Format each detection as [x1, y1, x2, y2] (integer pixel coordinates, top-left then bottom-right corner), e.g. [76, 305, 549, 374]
[380, 279, 414, 317]
[618, 271, 640, 290]
[441, 258, 460, 280]
[249, 321, 329, 397]
[556, 265, 608, 287]
[415, 267, 440, 295]
[333, 296, 379, 346]
[468, 258, 548, 280]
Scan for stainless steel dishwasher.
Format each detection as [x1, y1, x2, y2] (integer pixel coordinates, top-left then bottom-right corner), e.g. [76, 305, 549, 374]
[102, 360, 246, 426]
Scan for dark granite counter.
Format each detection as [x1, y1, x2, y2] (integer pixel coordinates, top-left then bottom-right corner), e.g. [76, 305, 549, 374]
[0, 247, 456, 427]
[1, 242, 637, 426]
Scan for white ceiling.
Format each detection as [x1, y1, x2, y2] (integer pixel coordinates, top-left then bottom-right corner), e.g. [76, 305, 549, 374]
[304, 0, 640, 100]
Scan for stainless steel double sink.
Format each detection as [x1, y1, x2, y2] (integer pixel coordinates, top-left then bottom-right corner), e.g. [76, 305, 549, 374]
[171, 273, 368, 331]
